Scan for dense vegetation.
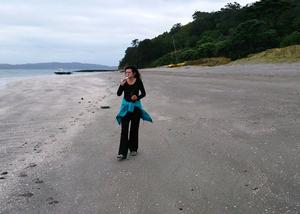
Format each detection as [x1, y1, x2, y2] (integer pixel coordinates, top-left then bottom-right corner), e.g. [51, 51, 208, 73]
[119, 0, 300, 68]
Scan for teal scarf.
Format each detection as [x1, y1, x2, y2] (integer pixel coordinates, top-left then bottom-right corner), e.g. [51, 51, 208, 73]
[116, 98, 153, 125]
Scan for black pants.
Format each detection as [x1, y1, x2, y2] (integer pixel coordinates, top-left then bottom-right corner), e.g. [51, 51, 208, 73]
[118, 107, 141, 157]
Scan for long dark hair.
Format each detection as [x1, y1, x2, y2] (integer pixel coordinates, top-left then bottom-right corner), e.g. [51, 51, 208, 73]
[124, 65, 141, 80]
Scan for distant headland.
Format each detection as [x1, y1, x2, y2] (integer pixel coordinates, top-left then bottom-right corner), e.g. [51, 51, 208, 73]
[0, 62, 117, 70]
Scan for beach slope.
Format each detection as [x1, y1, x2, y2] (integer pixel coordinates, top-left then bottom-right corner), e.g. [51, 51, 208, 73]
[0, 64, 299, 213]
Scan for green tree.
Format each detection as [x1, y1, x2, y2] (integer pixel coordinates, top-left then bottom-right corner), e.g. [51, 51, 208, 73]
[280, 31, 300, 47]
[196, 43, 216, 58]
[170, 23, 182, 34]
[119, 0, 300, 68]
[228, 19, 279, 59]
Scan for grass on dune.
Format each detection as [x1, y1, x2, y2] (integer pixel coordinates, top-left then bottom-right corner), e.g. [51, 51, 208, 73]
[231, 45, 300, 64]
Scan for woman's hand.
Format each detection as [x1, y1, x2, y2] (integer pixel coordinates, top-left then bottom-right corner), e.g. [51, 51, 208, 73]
[131, 95, 138, 101]
[120, 78, 127, 86]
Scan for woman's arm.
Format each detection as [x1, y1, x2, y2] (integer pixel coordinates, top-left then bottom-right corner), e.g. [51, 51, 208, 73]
[137, 79, 146, 100]
[117, 85, 124, 96]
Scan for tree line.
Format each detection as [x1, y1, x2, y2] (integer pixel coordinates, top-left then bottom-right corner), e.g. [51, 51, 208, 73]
[119, 0, 300, 68]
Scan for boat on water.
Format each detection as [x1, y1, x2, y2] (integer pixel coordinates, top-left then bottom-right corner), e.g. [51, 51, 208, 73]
[54, 68, 72, 75]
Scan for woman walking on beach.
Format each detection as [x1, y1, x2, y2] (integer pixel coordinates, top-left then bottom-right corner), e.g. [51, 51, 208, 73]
[116, 66, 152, 160]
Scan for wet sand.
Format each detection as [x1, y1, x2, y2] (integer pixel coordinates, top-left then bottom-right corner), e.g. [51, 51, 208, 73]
[0, 63, 299, 213]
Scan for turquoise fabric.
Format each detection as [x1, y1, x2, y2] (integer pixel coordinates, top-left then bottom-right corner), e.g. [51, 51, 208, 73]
[116, 98, 153, 125]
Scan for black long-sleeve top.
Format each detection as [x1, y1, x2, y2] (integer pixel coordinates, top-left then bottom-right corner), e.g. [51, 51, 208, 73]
[117, 78, 146, 102]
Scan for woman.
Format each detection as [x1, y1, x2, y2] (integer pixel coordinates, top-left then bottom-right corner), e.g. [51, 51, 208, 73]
[116, 66, 152, 160]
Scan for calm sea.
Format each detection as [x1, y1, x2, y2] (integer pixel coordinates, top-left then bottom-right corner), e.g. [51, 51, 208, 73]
[0, 69, 73, 89]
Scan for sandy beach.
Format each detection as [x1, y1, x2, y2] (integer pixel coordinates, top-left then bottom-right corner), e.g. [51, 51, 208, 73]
[0, 63, 300, 213]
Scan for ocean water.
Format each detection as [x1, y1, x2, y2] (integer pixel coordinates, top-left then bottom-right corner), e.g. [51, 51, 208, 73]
[0, 69, 73, 89]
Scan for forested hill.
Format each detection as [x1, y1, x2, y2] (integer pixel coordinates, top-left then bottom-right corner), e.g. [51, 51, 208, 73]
[119, 0, 300, 68]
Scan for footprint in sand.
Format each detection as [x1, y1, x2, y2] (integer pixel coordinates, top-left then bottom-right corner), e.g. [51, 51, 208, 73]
[175, 200, 185, 211]
[33, 178, 44, 184]
[19, 172, 28, 177]
[20, 142, 28, 148]
[26, 163, 37, 169]
[49, 135, 57, 142]
[0, 172, 8, 180]
[19, 192, 34, 198]
[33, 143, 41, 151]
[46, 197, 59, 205]
[1, 172, 8, 179]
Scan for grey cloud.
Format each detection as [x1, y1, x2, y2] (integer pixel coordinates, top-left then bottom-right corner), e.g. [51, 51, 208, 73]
[0, 0, 256, 65]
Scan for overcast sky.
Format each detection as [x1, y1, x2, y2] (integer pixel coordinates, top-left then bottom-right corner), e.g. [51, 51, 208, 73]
[0, 0, 257, 66]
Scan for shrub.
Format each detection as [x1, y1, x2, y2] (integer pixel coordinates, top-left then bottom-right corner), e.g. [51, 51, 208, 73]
[280, 31, 300, 47]
[196, 42, 216, 58]
[177, 49, 198, 61]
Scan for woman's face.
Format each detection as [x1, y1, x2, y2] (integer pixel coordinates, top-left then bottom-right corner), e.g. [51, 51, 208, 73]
[125, 69, 134, 78]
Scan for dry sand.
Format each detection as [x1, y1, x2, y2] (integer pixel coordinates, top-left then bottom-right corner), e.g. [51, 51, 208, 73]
[0, 63, 299, 213]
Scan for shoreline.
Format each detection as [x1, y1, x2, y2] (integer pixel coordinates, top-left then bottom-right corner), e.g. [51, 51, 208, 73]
[0, 69, 118, 90]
